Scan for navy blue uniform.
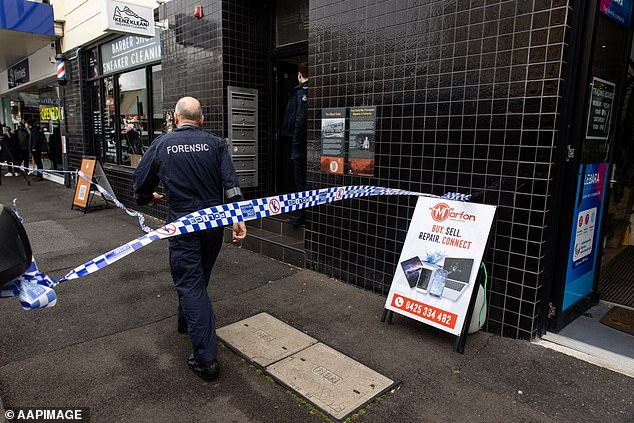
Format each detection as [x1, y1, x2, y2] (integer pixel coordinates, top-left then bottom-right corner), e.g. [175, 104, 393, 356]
[133, 125, 242, 364]
[282, 81, 309, 193]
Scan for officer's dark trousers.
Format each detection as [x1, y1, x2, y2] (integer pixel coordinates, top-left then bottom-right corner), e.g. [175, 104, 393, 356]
[169, 227, 224, 364]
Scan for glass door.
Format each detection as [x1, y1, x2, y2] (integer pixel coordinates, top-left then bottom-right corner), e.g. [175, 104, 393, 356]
[548, 5, 632, 331]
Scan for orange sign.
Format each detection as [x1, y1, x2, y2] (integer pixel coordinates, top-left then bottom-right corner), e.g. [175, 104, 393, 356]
[320, 156, 344, 174]
[390, 294, 458, 329]
[72, 158, 96, 209]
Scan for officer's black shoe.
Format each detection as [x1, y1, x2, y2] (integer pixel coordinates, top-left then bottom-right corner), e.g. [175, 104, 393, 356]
[187, 354, 219, 381]
[177, 319, 188, 334]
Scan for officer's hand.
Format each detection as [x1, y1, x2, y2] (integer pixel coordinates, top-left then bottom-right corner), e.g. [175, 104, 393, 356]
[148, 192, 163, 206]
[232, 222, 247, 243]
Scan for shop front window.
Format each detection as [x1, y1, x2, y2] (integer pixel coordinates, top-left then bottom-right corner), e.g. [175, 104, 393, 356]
[103, 76, 117, 164]
[151, 65, 164, 140]
[118, 68, 148, 168]
[87, 47, 99, 79]
[89, 81, 102, 160]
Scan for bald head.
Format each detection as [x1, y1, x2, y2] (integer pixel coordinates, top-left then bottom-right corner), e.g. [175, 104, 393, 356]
[174, 96, 203, 127]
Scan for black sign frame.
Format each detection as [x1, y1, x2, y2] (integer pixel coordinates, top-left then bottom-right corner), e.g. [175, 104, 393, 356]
[7, 59, 30, 89]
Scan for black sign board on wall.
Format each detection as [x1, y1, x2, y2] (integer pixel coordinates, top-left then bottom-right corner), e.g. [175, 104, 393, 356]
[7, 59, 30, 89]
[348, 106, 377, 176]
[320, 108, 346, 174]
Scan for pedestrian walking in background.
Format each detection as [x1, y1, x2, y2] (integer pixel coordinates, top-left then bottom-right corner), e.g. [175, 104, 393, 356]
[27, 121, 45, 181]
[0, 124, 16, 176]
[133, 96, 247, 381]
[2, 126, 19, 175]
[15, 123, 30, 175]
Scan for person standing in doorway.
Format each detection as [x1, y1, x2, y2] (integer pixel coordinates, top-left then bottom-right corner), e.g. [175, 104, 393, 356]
[133, 96, 247, 381]
[49, 123, 61, 170]
[27, 121, 45, 181]
[282, 62, 309, 225]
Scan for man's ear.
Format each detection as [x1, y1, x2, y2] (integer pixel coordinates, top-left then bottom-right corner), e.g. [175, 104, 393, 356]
[199, 115, 204, 127]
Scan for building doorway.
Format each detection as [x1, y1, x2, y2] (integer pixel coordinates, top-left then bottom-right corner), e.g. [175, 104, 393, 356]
[543, 3, 634, 370]
[274, 56, 307, 194]
[271, 0, 308, 195]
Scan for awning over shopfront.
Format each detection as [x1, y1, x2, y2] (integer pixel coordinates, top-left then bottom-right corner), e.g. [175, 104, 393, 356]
[0, 0, 55, 72]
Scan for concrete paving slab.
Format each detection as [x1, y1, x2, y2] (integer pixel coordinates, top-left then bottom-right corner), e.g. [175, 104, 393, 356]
[267, 342, 396, 422]
[24, 219, 88, 254]
[217, 313, 317, 367]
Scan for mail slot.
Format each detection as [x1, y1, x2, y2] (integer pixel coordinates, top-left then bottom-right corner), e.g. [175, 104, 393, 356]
[231, 127, 255, 140]
[232, 111, 256, 126]
[236, 170, 257, 187]
[231, 95, 256, 110]
[232, 155, 256, 170]
[231, 142, 256, 155]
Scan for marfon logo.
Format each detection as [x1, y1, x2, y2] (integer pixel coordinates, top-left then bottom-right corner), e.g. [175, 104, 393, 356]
[430, 203, 476, 222]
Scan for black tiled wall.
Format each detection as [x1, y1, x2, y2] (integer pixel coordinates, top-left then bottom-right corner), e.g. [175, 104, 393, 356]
[62, 48, 91, 171]
[160, 0, 225, 137]
[222, 0, 274, 198]
[306, 0, 570, 339]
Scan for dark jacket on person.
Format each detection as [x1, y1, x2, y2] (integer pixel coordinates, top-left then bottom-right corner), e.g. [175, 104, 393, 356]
[133, 125, 243, 222]
[49, 126, 61, 159]
[0, 132, 15, 163]
[16, 127, 29, 151]
[282, 81, 309, 159]
[29, 125, 45, 152]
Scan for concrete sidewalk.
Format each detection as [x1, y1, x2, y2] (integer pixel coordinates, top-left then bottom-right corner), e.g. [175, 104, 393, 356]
[0, 177, 632, 423]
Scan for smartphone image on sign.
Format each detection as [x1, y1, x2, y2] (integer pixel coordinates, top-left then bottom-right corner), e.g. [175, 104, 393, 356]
[428, 269, 448, 298]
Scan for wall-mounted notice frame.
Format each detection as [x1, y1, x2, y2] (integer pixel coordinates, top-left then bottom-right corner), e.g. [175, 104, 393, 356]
[320, 108, 346, 174]
[585, 77, 615, 141]
[348, 106, 376, 176]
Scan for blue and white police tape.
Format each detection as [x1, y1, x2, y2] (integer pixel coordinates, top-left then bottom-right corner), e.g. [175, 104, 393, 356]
[0, 200, 58, 309]
[0, 258, 58, 310]
[59, 187, 470, 283]
[1, 163, 154, 233]
[1, 163, 472, 310]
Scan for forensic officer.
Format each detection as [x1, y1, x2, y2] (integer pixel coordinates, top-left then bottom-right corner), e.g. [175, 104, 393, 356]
[282, 62, 309, 225]
[133, 96, 247, 380]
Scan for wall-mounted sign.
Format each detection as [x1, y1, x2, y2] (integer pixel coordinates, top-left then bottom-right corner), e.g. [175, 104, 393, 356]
[7, 59, 29, 89]
[563, 163, 609, 310]
[39, 97, 59, 106]
[348, 106, 376, 176]
[586, 77, 615, 140]
[103, 0, 155, 37]
[600, 0, 633, 28]
[384, 197, 496, 336]
[40, 106, 60, 121]
[100, 29, 161, 75]
[320, 108, 345, 174]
